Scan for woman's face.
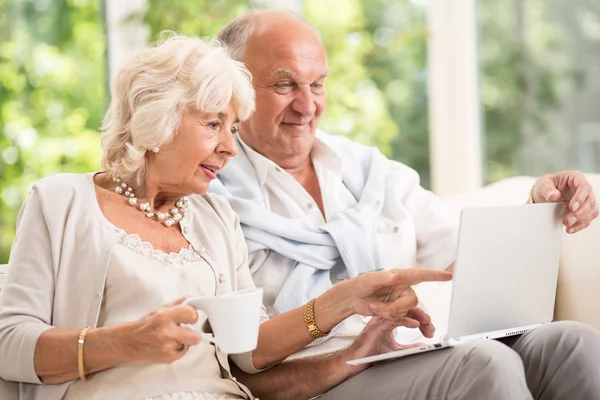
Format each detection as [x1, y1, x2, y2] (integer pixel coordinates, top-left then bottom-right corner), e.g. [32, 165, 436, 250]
[146, 102, 239, 197]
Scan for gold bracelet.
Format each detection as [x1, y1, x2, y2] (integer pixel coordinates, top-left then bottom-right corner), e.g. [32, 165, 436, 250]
[527, 185, 536, 204]
[303, 298, 327, 339]
[78, 327, 91, 381]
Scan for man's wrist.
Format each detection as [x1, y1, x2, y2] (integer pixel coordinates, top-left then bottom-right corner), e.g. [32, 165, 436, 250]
[527, 183, 536, 204]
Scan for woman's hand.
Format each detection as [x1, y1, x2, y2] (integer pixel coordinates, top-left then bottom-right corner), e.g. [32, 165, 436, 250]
[120, 297, 202, 364]
[334, 268, 452, 327]
[34, 297, 203, 384]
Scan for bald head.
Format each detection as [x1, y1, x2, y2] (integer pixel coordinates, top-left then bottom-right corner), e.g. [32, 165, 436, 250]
[218, 10, 322, 63]
[218, 9, 329, 170]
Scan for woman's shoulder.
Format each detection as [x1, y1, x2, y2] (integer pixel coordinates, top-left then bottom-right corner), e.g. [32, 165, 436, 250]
[32, 172, 93, 195]
[29, 173, 95, 212]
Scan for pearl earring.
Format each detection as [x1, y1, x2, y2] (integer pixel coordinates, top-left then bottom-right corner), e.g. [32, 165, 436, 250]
[152, 147, 159, 153]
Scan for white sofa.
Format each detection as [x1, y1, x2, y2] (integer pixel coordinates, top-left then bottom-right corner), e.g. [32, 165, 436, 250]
[0, 174, 598, 397]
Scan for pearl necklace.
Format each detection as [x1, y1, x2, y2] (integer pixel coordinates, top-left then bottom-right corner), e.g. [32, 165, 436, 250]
[113, 176, 189, 227]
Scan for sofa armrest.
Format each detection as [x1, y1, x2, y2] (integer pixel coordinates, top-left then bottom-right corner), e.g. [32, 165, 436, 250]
[0, 264, 18, 398]
[0, 264, 7, 292]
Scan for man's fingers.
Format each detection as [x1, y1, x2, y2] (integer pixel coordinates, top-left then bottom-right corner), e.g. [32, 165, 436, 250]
[567, 196, 597, 225]
[390, 268, 453, 287]
[567, 221, 591, 235]
[534, 176, 561, 202]
[406, 307, 436, 338]
[419, 321, 436, 338]
[545, 189, 562, 202]
[569, 182, 592, 212]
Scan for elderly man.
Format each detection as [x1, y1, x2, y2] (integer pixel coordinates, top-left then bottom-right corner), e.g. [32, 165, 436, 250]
[211, 10, 600, 400]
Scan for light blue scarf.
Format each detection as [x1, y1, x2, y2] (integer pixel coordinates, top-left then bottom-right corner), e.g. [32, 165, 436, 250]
[210, 132, 388, 315]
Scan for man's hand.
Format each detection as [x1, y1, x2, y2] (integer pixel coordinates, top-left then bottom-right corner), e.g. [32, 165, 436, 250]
[532, 170, 599, 234]
[339, 316, 423, 375]
[335, 268, 451, 337]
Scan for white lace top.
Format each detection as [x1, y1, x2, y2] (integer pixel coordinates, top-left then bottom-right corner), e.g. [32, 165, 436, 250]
[64, 234, 246, 400]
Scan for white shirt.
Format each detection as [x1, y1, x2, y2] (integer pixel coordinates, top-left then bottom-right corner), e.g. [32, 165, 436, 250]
[239, 134, 459, 358]
[64, 235, 246, 400]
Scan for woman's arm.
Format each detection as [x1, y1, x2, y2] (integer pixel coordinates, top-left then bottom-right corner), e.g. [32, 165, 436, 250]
[34, 326, 129, 384]
[0, 188, 58, 383]
[0, 189, 202, 384]
[35, 299, 201, 384]
[230, 210, 452, 370]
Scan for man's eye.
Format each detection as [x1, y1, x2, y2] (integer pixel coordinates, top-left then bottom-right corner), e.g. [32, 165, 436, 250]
[275, 82, 295, 93]
[231, 126, 238, 134]
[276, 82, 294, 88]
[208, 122, 220, 130]
[311, 83, 324, 92]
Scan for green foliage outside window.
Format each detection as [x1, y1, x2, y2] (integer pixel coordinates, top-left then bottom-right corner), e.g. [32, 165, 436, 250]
[0, 0, 598, 264]
[0, 0, 106, 263]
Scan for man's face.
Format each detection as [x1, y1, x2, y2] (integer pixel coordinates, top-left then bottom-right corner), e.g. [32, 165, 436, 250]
[239, 25, 328, 167]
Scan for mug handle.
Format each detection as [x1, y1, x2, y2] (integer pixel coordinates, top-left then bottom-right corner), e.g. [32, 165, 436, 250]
[182, 323, 221, 347]
[182, 298, 221, 347]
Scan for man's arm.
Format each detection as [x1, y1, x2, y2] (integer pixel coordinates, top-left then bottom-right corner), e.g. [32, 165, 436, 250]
[231, 353, 351, 400]
[232, 316, 404, 400]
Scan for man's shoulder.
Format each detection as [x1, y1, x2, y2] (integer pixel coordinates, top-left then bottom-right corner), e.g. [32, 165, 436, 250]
[316, 130, 420, 181]
[316, 129, 368, 151]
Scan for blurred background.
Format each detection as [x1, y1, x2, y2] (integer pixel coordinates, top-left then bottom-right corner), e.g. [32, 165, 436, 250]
[0, 0, 599, 263]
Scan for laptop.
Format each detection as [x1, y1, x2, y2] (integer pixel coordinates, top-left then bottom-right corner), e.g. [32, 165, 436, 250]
[347, 202, 564, 365]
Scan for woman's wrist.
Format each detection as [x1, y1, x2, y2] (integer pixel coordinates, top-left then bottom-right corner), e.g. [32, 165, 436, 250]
[88, 324, 140, 366]
[314, 281, 355, 331]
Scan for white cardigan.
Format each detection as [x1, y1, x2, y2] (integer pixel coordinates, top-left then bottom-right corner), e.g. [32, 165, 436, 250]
[0, 173, 265, 400]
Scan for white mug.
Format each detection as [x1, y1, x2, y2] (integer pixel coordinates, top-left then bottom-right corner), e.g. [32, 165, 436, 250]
[184, 288, 263, 354]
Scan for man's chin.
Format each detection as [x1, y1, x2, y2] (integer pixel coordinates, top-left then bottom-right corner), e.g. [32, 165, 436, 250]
[280, 123, 313, 136]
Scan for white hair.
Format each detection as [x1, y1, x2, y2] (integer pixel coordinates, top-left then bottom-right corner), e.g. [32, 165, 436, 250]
[100, 32, 255, 185]
[217, 10, 320, 62]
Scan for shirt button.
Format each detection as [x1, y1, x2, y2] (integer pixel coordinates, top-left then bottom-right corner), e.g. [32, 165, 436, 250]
[219, 274, 227, 283]
[275, 167, 282, 172]
[183, 227, 190, 234]
[307, 203, 313, 209]
[392, 226, 399, 233]
[232, 377, 237, 381]
[198, 247, 206, 254]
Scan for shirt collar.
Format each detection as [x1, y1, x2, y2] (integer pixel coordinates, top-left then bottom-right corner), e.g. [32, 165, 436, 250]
[236, 131, 343, 189]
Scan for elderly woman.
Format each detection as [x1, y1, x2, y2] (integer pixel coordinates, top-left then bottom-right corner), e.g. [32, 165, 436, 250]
[0, 34, 450, 400]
